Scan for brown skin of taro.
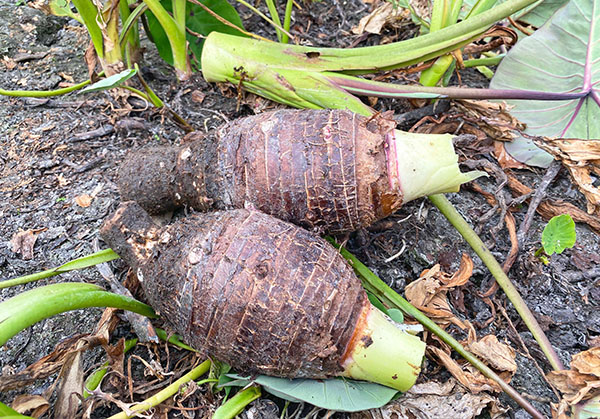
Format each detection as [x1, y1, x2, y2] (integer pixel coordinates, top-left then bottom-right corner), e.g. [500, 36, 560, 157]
[100, 201, 367, 378]
[117, 109, 402, 234]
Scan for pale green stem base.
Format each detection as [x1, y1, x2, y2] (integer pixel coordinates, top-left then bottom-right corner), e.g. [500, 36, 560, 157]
[341, 303, 425, 391]
[390, 130, 485, 202]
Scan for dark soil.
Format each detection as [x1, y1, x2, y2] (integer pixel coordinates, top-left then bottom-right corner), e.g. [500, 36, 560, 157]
[1, 0, 599, 417]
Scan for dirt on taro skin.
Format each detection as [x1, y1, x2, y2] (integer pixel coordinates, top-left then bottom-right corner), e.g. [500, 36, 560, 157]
[1, 0, 599, 417]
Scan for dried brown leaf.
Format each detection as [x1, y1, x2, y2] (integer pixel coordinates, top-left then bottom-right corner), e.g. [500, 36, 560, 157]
[571, 347, 600, 376]
[468, 335, 517, 373]
[536, 139, 600, 214]
[191, 90, 206, 104]
[493, 140, 529, 170]
[428, 346, 498, 393]
[441, 253, 473, 289]
[351, 2, 406, 35]
[10, 229, 39, 260]
[55, 342, 85, 418]
[455, 100, 525, 142]
[547, 347, 600, 405]
[373, 379, 499, 419]
[0, 334, 88, 392]
[2, 55, 17, 70]
[405, 260, 471, 329]
[11, 394, 50, 417]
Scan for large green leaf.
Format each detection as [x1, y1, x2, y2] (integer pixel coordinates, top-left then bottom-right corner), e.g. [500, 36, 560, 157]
[145, 0, 246, 69]
[461, 0, 567, 27]
[514, 0, 568, 27]
[490, 0, 600, 166]
[225, 374, 398, 412]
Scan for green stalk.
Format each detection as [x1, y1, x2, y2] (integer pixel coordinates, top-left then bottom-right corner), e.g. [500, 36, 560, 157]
[428, 194, 564, 371]
[233, 0, 293, 40]
[142, 0, 190, 80]
[213, 386, 261, 419]
[0, 77, 95, 97]
[420, 0, 483, 86]
[119, 3, 148, 49]
[463, 54, 504, 67]
[330, 240, 545, 419]
[264, 0, 283, 41]
[107, 360, 211, 419]
[83, 338, 139, 397]
[448, 0, 464, 24]
[281, 0, 293, 44]
[341, 302, 425, 391]
[0, 282, 156, 346]
[154, 327, 198, 352]
[119, 0, 141, 67]
[466, 0, 499, 19]
[0, 248, 119, 289]
[429, 0, 449, 32]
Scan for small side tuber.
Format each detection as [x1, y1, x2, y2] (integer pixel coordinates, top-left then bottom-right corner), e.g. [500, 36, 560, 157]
[118, 109, 482, 233]
[100, 202, 425, 391]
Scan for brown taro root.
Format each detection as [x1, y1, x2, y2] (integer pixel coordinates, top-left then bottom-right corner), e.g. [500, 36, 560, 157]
[118, 109, 482, 233]
[100, 202, 425, 390]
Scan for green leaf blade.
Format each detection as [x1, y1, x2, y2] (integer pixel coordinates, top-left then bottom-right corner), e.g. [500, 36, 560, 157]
[81, 69, 137, 93]
[490, 0, 600, 145]
[542, 214, 576, 255]
[225, 375, 398, 412]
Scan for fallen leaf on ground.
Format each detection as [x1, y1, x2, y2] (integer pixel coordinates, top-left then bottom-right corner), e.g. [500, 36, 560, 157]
[0, 334, 88, 392]
[10, 229, 39, 260]
[468, 335, 517, 374]
[547, 347, 600, 405]
[55, 340, 85, 418]
[11, 394, 50, 417]
[405, 254, 473, 329]
[352, 2, 406, 35]
[428, 346, 514, 394]
[355, 378, 502, 419]
[493, 140, 529, 170]
[536, 139, 600, 215]
[75, 194, 93, 207]
[455, 100, 525, 142]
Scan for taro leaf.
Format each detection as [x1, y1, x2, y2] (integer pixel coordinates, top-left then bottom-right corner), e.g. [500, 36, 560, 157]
[225, 374, 398, 412]
[542, 214, 576, 255]
[460, 0, 567, 27]
[490, 0, 600, 166]
[514, 0, 568, 27]
[145, 0, 245, 70]
[80, 68, 137, 93]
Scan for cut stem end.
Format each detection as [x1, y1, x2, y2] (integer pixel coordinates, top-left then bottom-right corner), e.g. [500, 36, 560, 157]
[386, 130, 485, 202]
[341, 303, 425, 391]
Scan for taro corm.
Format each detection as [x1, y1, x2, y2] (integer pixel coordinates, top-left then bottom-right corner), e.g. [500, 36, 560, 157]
[101, 202, 426, 391]
[118, 109, 483, 233]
